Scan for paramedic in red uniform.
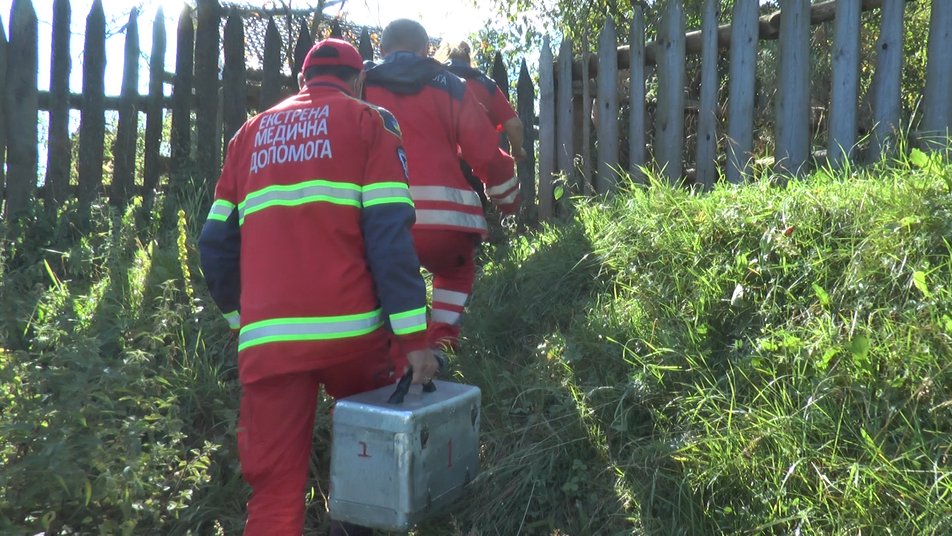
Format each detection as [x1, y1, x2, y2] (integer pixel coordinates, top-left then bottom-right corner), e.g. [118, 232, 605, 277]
[363, 19, 520, 353]
[198, 38, 438, 536]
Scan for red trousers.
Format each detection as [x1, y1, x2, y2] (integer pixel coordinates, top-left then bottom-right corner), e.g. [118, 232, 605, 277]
[237, 339, 404, 535]
[412, 229, 476, 350]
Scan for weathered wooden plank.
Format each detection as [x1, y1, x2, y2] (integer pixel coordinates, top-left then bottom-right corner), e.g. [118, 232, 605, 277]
[261, 18, 282, 110]
[491, 52, 510, 151]
[725, 0, 759, 183]
[78, 0, 105, 211]
[655, 0, 685, 184]
[581, 34, 593, 191]
[775, 0, 810, 177]
[695, 0, 719, 189]
[170, 4, 194, 192]
[556, 37, 575, 190]
[5, 0, 39, 217]
[828, 0, 860, 167]
[0, 17, 7, 207]
[570, 0, 911, 79]
[869, 0, 905, 160]
[516, 59, 536, 218]
[112, 9, 139, 207]
[293, 21, 313, 76]
[538, 37, 555, 221]
[45, 0, 71, 209]
[143, 6, 166, 207]
[195, 0, 221, 196]
[628, 5, 646, 185]
[359, 27, 373, 61]
[223, 10, 247, 160]
[595, 19, 619, 193]
[922, 0, 952, 147]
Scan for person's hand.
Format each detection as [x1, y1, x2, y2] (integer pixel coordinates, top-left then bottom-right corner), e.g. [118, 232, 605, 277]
[511, 146, 527, 161]
[405, 348, 439, 385]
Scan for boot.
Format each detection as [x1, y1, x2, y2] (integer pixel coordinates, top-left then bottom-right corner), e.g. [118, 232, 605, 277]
[329, 520, 374, 536]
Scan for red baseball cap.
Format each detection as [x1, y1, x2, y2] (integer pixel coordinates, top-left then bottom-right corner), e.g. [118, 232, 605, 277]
[302, 38, 364, 73]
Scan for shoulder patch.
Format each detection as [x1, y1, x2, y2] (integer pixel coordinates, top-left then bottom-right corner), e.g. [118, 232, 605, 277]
[397, 147, 409, 180]
[373, 106, 402, 139]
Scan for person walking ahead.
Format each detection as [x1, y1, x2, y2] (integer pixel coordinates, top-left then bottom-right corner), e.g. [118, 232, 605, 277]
[363, 19, 520, 353]
[198, 38, 438, 536]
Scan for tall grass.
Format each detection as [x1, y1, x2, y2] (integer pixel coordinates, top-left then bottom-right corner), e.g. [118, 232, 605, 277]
[2, 149, 951, 535]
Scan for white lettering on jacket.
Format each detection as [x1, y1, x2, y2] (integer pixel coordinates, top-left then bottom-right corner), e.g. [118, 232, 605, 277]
[250, 105, 332, 174]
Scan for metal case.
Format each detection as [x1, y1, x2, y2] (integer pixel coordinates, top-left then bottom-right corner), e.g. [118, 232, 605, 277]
[329, 380, 481, 532]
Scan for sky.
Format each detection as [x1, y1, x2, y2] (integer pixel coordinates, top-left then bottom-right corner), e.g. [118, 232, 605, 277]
[0, 0, 495, 96]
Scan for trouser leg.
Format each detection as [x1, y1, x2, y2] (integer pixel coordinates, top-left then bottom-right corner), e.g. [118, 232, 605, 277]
[238, 371, 321, 536]
[412, 229, 477, 350]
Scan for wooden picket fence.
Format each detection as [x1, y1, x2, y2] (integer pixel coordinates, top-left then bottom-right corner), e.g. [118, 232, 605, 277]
[1, 0, 951, 224]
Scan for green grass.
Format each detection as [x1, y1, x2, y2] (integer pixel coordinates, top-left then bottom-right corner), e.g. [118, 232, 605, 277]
[1, 148, 951, 535]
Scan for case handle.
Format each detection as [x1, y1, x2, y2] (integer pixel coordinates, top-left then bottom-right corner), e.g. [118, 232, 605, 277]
[388, 353, 446, 404]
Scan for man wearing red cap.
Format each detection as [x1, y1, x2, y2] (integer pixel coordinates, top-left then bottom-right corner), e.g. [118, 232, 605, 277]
[362, 19, 520, 354]
[199, 38, 439, 536]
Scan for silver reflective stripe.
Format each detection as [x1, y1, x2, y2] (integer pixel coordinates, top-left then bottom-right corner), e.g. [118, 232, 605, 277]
[410, 185, 482, 207]
[486, 176, 518, 197]
[390, 311, 427, 335]
[431, 308, 462, 325]
[238, 181, 361, 223]
[207, 200, 236, 222]
[415, 209, 487, 232]
[433, 288, 468, 307]
[238, 310, 383, 351]
[362, 184, 413, 207]
[493, 187, 519, 206]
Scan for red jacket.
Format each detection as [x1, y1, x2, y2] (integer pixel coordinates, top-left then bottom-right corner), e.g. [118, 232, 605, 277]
[363, 52, 519, 237]
[444, 59, 517, 131]
[199, 78, 428, 384]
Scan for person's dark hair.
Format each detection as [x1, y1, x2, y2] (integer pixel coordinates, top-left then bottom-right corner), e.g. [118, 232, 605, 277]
[380, 19, 429, 54]
[303, 65, 360, 82]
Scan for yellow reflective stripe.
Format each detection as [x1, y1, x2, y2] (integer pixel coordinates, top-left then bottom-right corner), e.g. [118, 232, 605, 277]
[207, 200, 236, 222]
[362, 182, 414, 208]
[389, 306, 427, 335]
[223, 310, 240, 330]
[238, 310, 383, 352]
[238, 180, 361, 224]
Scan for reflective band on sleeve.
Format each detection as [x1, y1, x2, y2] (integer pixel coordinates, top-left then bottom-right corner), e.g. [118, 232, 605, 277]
[238, 309, 383, 352]
[431, 308, 462, 326]
[433, 288, 468, 307]
[415, 209, 488, 232]
[207, 199, 236, 222]
[389, 306, 427, 335]
[486, 176, 519, 197]
[410, 185, 483, 207]
[223, 310, 240, 330]
[362, 182, 414, 208]
[238, 180, 361, 224]
[492, 187, 519, 206]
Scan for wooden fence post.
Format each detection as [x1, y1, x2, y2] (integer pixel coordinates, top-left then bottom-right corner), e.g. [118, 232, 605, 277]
[695, 0, 719, 190]
[491, 52, 511, 151]
[922, 1, 952, 148]
[261, 18, 282, 111]
[78, 0, 105, 213]
[725, 0, 758, 183]
[112, 9, 139, 207]
[359, 27, 373, 61]
[46, 0, 71, 210]
[595, 18, 619, 193]
[580, 34, 592, 191]
[538, 37, 555, 221]
[169, 4, 193, 197]
[516, 59, 536, 220]
[655, 0, 685, 185]
[0, 18, 6, 211]
[5, 0, 39, 218]
[195, 0, 221, 200]
[869, 0, 905, 160]
[293, 22, 313, 76]
[557, 37, 575, 191]
[223, 10, 247, 159]
[628, 5, 646, 185]
[143, 7, 166, 209]
[828, 0, 860, 167]
[775, 0, 810, 177]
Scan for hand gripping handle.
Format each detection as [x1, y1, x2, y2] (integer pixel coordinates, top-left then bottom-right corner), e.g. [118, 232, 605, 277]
[387, 353, 446, 404]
